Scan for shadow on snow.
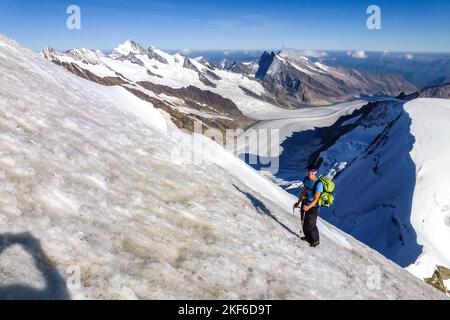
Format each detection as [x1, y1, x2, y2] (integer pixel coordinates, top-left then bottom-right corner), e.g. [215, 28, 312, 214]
[233, 185, 300, 239]
[0, 232, 70, 300]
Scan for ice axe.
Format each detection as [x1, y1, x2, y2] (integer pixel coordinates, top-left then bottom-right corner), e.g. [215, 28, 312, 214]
[293, 204, 304, 235]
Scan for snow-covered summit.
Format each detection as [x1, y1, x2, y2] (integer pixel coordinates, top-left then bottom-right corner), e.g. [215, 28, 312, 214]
[113, 39, 145, 56]
[41, 47, 104, 65]
[278, 48, 311, 62]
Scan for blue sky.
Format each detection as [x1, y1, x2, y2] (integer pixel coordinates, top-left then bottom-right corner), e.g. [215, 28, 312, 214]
[0, 0, 449, 52]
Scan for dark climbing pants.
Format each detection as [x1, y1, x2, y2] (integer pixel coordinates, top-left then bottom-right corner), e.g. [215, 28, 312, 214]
[301, 204, 320, 243]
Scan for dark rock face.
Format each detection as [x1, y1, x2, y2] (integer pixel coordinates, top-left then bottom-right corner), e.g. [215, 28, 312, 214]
[253, 51, 417, 108]
[204, 69, 222, 81]
[400, 83, 450, 100]
[53, 61, 127, 86]
[239, 85, 283, 107]
[425, 266, 450, 294]
[255, 51, 276, 80]
[195, 57, 216, 70]
[127, 86, 253, 136]
[229, 61, 258, 76]
[419, 83, 450, 99]
[146, 69, 163, 78]
[114, 53, 145, 66]
[257, 61, 312, 108]
[183, 58, 216, 87]
[198, 73, 216, 88]
[147, 47, 168, 64]
[137, 81, 249, 120]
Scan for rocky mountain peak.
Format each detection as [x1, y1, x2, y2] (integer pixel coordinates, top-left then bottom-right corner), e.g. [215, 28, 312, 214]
[255, 51, 276, 79]
[114, 40, 145, 56]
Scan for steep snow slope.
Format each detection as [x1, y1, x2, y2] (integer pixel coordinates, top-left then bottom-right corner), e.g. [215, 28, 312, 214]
[248, 96, 450, 290]
[405, 99, 450, 280]
[313, 99, 450, 280]
[317, 102, 423, 267]
[0, 36, 444, 299]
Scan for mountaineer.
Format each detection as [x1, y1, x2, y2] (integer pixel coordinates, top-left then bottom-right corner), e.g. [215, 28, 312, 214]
[293, 163, 335, 248]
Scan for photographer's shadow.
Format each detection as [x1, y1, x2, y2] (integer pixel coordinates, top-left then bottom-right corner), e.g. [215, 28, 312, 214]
[0, 232, 70, 300]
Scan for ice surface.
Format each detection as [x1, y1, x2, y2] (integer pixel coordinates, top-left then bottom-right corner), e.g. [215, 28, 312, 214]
[405, 99, 450, 280]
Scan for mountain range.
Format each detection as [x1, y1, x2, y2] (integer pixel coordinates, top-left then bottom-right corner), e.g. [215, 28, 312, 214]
[42, 40, 258, 135]
[42, 40, 425, 134]
[189, 49, 450, 89]
[250, 49, 416, 107]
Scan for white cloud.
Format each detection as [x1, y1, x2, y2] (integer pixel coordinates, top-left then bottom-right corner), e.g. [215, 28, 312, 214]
[300, 50, 328, 58]
[347, 50, 368, 59]
[404, 53, 414, 60]
[180, 48, 192, 55]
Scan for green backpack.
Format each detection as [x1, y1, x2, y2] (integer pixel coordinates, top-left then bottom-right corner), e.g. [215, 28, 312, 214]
[304, 177, 335, 207]
[317, 177, 335, 207]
